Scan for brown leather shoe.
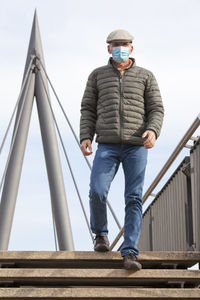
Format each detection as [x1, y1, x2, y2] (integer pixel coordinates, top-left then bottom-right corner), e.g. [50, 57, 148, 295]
[94, 235, 110, 252]
[123, 253, 142, 270]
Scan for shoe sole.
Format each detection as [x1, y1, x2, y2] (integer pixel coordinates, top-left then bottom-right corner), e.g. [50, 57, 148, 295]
[94, 245, 110, 252]
[124, 262, 142, 271]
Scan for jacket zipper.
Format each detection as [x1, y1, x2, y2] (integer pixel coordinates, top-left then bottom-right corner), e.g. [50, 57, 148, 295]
[119, 74, 123, 142]
[111, 60, 132, 142]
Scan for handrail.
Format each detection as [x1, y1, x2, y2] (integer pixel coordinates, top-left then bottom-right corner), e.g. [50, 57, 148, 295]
[143, 113, 200, 203]
[110, 113, 200, 251]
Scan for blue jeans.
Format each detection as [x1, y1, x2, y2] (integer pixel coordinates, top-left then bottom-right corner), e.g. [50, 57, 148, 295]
[89, 143, 148, 257]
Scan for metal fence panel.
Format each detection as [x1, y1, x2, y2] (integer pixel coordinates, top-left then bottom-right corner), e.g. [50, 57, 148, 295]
[190, 138, 200, 251]
[140, 157, 192, 251]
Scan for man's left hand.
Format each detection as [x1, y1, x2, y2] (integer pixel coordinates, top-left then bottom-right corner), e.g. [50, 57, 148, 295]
[142, 130, 156, 149]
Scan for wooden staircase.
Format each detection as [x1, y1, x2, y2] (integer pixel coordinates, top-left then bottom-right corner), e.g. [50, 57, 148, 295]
[0, 251, 199, 299]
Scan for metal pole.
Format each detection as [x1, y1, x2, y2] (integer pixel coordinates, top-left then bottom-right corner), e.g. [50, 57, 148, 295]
[0, 72, 35, 250]
[27, 11, 74, 250]
[35, 64, 74, 250]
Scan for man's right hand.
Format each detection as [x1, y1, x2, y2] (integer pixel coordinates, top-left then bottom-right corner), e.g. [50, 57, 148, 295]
[80, 139, 93, 156]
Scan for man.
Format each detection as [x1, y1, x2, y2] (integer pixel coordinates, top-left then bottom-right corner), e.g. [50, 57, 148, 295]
[80, 29, 164, 270]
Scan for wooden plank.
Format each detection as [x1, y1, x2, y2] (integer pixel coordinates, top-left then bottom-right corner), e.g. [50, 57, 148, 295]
[0, 287, 200, 299]
[0, 269, 199, 286]
[0, 251, 199, 269]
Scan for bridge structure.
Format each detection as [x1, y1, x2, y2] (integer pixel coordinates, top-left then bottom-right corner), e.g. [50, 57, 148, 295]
[0, 11, 199, 299]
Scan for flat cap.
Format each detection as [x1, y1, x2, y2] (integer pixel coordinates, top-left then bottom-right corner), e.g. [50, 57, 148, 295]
[106, 29, 134, 43]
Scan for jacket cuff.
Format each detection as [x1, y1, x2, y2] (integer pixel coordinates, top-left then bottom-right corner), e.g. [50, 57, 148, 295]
[80, 137, 93, 144]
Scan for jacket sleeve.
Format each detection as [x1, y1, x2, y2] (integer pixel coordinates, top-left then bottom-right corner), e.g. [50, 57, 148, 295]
[80, 70, 98, 144]
[144, 72, 164, 138]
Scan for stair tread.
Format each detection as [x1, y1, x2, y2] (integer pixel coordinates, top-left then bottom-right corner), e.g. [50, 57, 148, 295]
[0, 268, 199, 279]
[0, 251, 199, 270]
[0, 287, 200, 299]
[0, 251, 199, 261]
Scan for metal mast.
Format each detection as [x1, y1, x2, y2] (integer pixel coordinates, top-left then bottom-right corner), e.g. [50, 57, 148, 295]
[0, 11, 74, 250]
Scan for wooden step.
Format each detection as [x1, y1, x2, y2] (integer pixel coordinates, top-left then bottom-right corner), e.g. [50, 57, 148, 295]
[0, 268, 199, 287]
[0, 287, 200, 299]
[0, 251, 199, 269]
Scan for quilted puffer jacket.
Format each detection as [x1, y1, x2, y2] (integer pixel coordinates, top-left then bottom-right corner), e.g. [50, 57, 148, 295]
[80, 58, 164, 145]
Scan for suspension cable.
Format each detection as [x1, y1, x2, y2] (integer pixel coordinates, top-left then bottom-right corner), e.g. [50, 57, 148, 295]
[0, 56, 35, 156]
[37, 70, 94, 243]
[0, 68, 33, 194]
[38, 59, 90, 166]
[38, 58, 122, 231]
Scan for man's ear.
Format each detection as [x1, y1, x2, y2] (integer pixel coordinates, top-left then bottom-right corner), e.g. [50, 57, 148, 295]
[129, 45, 133, 54]
[107, 44, 112, 54]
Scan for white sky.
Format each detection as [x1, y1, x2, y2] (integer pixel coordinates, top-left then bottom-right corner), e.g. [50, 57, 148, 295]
[0, 0, 199, 251]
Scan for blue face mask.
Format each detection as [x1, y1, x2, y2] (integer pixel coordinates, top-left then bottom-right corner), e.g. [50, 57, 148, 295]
[112, 46, 130, 62]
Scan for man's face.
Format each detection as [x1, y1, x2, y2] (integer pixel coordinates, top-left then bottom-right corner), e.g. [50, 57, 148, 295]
[108, 42, 133, 55]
